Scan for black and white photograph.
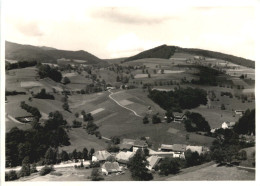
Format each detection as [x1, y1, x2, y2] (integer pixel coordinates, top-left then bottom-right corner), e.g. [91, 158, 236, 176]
[1, 0, 258, 184]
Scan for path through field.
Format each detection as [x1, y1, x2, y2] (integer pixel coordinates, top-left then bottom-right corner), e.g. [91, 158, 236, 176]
[6, 114, 23, 124]
[108, 90, 142, 118]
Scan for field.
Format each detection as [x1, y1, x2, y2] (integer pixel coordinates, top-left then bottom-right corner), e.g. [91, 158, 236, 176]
[166, 163, 255, 181]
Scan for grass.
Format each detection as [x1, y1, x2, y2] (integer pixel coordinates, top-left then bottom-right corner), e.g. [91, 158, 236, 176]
[165, 163, 255, 181]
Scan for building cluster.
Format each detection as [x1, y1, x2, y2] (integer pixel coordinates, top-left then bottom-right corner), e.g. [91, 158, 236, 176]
[89, 138, 209, 176]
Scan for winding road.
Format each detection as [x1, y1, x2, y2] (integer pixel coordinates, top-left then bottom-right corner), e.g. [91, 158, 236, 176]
[108, 89, 142, 118]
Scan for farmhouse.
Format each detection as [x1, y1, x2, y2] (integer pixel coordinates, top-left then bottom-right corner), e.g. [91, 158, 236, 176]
[146, 156, 162, 170]
[101, 162, 121, 175]
[119, 143, 133, 152]
[92, 150, 111, 162]
[121, 138, 148, 152]
[172, 144, 187, 158]
[115, 151, 135, 164]
[157, 144, 187, 158]
[173, 113, 187, 123]
[221, 121, 236, 129]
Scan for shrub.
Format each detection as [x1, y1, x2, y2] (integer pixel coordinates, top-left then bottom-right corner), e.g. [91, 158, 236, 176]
[143, 116, 149, 124]
[91, 168, 104, 181]
[6, 170, 18, 181]
[39, 165, 53, 176]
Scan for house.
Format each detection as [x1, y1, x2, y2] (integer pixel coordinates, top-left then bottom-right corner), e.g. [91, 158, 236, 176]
[101, 162, 121, 175]
[221, 121, 236, 129]
[172, 144, 187, 158]
[133, 139, 148, 152]
[210, 128, 217, 133]
[92, 150, 111, 162]
[173, 113, 187, 123]
[234, 110, 244, 116]
[106, 86, 115, 90]
[119, 143, 133, 152]
[121, 138, 148, 152]
[115, 151, 135, 164]
[159, 144, 174, 152]
[146, 156, 162, 170]
[158, 144, 187, 158]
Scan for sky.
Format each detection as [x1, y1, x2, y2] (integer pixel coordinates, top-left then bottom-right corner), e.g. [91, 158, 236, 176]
[4, 0, 256, 60]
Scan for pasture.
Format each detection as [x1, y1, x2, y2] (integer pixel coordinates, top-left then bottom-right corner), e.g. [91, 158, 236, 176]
[166, 163, 255, 181]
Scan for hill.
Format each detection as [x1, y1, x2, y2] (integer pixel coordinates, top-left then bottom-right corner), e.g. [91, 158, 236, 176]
[5, 41, 108, 66]
[124, 45, 255, 69]
[123, 45, 177, 62]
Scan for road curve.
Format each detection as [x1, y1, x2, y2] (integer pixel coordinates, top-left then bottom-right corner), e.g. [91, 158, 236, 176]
[108, 89, 142, 118]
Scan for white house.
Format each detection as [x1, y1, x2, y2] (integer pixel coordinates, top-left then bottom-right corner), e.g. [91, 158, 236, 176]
[92, 150, 111, 162]
[221, 121, 236, 129]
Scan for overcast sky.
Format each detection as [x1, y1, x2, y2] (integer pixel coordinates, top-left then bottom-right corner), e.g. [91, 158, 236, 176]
[4, 0, 256, 60]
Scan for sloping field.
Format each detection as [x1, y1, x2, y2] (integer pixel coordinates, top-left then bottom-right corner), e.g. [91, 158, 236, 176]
[60, 128, 108, 153]
[20, 81, 42, 88]
[166, 164, 255, 181]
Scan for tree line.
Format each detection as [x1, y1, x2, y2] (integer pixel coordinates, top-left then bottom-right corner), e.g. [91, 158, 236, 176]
[148, 87, 207, 111]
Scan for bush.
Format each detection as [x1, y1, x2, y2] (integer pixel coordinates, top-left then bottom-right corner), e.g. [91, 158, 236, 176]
[39, 165, 54, 176]
[33, 89, 55, 100]
[91, 168, 104, 181]
[6, 170, 18, 181]
[143, 116, 149, 124]
[152, 114, 161, 124]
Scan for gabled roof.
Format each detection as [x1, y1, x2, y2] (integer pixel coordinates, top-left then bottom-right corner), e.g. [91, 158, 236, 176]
[93, 150, 111, 161]
[116, 151, 135, 163]
[119, 143, 133, 150]
[122, 138, 136, 145]
[172, 144, 187, 152]
[102, 162, 121, 173]
[160, 144, 173, 150]
[122, 138, 147, 148]
[134, 139, 148, 148]
[147, 156, 162, 170]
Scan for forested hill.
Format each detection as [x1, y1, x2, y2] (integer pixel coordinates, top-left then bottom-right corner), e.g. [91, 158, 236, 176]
[5, 41, 108, 67]
[124, 44, 254, 69]
[179, 47, 255, 69]
[123, 45, 177, 62]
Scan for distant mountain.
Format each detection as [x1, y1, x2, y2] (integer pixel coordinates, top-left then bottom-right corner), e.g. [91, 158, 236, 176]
[124, 45, 255, 69]
[5, 41, 108, 66]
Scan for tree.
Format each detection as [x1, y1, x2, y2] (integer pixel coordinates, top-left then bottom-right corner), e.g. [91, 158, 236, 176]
[143, 116, 149, 124]
[234, 109, 255, 135]
[152, 114, 161, 124]
[19, 156, 31, 177]
[61, 150, 69, 161]
[30, 163, 38, 174]
[44, 147, 57, 165]
[184, 149, 201, 167]
[128, 149, 153, 181]
[158, 157, 180, 176]
[83, 148, 88, 160]
[91, 168, 104, 181]
[62, 102, 70, 112]
[221, 104, 226, 110]
[111, 136, 120, 145]
[89, 148, 95, 159]
[72, 149, 78, 160]
[75, 112, 79, 118]
[62, 77, 71, 84]
[161, 69, 164, 74]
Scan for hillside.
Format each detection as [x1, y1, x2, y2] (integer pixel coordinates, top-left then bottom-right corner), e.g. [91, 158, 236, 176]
[5, 41, 108, 66]
[124, 45, 255, 69]
[123, 45, 177, 62]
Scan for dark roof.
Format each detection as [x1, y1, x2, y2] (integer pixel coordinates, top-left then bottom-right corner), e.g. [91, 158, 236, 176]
[133, 139, 148, 148]
[122, 138, 135, 145]
[119, 143, 133, 150]
[172, 144, 187, 152]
